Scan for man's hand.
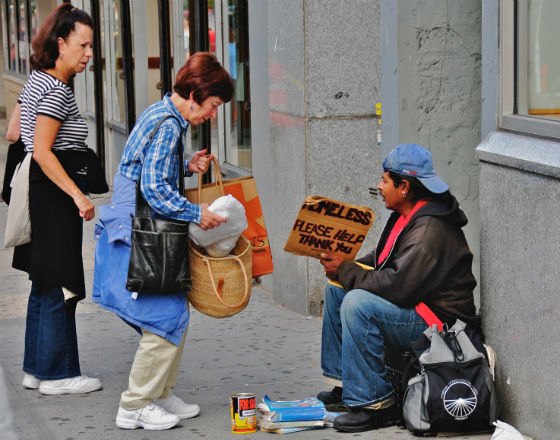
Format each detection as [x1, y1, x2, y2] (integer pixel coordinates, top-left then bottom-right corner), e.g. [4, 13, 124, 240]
[320, 252, 345, 280]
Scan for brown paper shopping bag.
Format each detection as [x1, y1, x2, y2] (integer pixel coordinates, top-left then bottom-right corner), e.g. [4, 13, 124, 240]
[185, 157, 274, 277]
[284, 196, 374, 260]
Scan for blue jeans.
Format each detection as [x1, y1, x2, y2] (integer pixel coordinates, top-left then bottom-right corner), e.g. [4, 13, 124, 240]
[23, 284, 81, 380]
[321, 283, 427, 407]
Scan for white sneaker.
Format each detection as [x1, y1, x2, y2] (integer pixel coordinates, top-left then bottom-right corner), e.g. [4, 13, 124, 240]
[157, 395, 200, 419]
[22, 372, 40, 389]
[39, 375, 102, 395]
[116, 404, 180, 430]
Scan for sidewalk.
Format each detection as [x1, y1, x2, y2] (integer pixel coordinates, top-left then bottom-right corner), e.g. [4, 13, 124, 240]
[0, 120, 493, 440]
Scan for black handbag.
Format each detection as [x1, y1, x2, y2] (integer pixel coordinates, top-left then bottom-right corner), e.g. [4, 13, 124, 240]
[2, 138, 26, 204]
[125, 115, 192, 294]
[84, 148, 109, 194]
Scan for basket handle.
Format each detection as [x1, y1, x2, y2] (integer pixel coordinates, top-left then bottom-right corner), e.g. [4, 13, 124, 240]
[202, 256, 250, 308]
[197, 156, 225, 202]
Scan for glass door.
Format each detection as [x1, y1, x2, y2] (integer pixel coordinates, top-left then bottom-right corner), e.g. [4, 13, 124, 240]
[183, 0, 250, 175]
[213, 0, 251, 173]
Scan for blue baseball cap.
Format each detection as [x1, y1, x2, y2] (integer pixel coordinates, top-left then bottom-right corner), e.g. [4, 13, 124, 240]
[382, 143, 449, 194]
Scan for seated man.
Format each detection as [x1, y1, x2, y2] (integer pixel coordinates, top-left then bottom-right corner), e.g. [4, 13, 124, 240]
[317, 143, 477, 433]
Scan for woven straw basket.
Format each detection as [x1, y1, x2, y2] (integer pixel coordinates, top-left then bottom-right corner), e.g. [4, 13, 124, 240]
[187, 235, 252, 318]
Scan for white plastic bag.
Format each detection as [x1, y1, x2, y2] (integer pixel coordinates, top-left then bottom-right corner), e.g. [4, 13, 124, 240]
[189, 194, 248, 256]
[205, 235, 239, 257]
[491, 421, 526, 440]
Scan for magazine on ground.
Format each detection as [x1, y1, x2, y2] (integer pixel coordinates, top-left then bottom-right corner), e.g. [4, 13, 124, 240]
[258, 419, 325, 430]
[260, 425, 324, 434]
[259, 395, 327, 422]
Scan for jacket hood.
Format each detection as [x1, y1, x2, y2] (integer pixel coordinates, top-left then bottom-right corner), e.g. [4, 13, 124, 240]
[412, 194, 468, 228]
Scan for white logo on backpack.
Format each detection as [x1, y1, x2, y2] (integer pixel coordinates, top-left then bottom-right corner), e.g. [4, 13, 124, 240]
[441, 379, 478, 420]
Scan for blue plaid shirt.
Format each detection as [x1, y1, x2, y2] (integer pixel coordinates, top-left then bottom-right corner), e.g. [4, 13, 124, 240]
[118, 94, 202, 223]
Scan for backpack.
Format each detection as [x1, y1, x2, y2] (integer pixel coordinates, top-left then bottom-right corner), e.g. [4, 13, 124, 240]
[402, 319, 498, 435]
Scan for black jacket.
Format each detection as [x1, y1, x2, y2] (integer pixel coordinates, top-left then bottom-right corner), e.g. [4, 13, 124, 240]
[335, 195, 477, 326]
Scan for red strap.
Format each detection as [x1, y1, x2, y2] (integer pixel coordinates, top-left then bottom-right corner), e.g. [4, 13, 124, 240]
[415, 302, 443, 331]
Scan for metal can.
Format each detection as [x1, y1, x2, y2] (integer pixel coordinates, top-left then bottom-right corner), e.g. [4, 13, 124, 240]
[230, 393, 257, 434]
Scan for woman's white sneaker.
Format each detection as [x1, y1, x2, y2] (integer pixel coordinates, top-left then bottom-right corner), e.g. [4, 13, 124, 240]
[116, 404, 180, 430]
[22, 373, 40, 389]
[38, 375, 102, 395]
[157, 395, 200, 419]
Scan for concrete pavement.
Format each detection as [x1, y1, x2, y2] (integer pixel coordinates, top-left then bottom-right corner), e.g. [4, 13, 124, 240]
[0, 120, 493, 439]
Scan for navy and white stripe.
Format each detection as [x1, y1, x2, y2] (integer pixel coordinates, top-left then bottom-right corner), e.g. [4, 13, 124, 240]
[19, 70, 88, 153]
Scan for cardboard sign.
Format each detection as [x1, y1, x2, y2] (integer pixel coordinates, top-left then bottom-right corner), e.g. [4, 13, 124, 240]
[284, 196, 374, 260]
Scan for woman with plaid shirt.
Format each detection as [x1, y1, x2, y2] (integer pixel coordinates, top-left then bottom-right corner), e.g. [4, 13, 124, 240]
[93, 53, 233, 431]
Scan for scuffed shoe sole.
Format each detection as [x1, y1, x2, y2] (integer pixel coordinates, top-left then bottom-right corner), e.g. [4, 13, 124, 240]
[115, 417, 179, 431]
[39, 383, 102, 395]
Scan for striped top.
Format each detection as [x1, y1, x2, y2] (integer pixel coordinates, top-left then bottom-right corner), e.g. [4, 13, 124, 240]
[19, 70, 88, 153]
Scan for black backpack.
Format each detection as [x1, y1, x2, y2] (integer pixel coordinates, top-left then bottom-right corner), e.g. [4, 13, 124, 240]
[402, 320, 498, 435]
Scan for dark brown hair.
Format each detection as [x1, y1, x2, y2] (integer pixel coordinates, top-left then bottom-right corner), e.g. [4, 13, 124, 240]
[30, 3, 93, 70]
[174, 52, 234, 104]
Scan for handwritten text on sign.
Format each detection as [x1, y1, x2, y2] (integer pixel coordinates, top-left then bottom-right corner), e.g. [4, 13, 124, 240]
[289, 199, 373, 256]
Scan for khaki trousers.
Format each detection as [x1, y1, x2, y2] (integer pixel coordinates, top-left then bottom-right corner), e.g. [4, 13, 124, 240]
[120, 327, 187, 410]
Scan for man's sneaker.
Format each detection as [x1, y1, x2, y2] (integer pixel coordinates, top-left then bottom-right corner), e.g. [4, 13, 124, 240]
[116, 404, 180, 430]
[39, 375, 102, 395]
[317, 386, 347, 411]
[333, 404, 400, 433]
[22, 373, 40, 389]
[156, 395, 200, 419]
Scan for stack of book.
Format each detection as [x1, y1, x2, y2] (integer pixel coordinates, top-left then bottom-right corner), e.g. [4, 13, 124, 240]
[257, 395, 327, 434]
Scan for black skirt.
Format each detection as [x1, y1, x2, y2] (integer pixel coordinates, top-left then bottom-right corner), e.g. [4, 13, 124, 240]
[13, 156, 86, 300]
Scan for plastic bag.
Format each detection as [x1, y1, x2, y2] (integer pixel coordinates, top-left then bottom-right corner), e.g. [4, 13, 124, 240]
[189, 194, 248, 256]
[491, 421, 525, 440]
[205, 235, 239, 257]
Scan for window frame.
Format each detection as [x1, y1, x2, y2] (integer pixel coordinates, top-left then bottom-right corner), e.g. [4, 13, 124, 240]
[500, 0, 560, 139]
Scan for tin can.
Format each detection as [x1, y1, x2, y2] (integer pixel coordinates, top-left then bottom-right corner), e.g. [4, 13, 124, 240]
[230, 393, 257, 434]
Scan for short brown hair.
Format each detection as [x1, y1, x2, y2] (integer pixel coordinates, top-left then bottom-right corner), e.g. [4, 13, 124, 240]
[174, 52, 234, 104]
[30, 3, 94, 70]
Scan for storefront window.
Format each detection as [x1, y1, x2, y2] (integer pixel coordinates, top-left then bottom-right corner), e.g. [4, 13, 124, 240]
[224, 0, 251, 172]
[207, 0, 251, 172]
[517, 0, 560, 122]
[4, 0, 37, 75]
[111, 0, 126, 123]
[29, 0, 36, 38]
[7, 0, 18, 71]
[182, 0, 189, 60]
[501, 0, 560, 138]
[17, 0, 27, 73]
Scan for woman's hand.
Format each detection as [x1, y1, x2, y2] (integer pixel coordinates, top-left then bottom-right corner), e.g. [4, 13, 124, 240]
[320, 252, 345, 280]
[188, 149, 212, 174]
[198, 203, 226, 230]
[73, 192, 95, 221]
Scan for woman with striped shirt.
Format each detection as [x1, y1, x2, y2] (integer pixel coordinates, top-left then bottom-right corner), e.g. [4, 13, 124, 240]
[8, 4, 102, 395]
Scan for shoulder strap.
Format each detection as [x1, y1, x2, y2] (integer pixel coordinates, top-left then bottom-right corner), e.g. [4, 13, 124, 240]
[135, 115, 184, 217]
[415, 302, 444, 331]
